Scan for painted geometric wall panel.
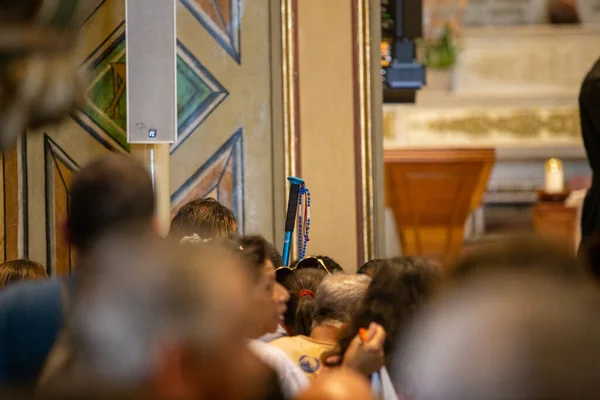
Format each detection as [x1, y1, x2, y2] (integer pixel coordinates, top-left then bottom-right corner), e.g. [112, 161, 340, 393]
[0, 146, 22, 264]
[82, 0, 108, 25]
[44, 136, 79, 277]
[75, 23, 228, 153]
[18, 0, 274, 271]
[77, 25, 128, 151]
[171, 129, 244, 233]
[175, 41, 229, 152]
[180, 0, 242, 63]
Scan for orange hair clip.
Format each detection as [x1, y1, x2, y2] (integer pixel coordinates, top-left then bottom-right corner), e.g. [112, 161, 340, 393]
[358, 327, 368, 343]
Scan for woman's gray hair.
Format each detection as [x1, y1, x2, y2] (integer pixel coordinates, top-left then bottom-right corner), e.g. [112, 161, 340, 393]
[313, 273, 371, 326]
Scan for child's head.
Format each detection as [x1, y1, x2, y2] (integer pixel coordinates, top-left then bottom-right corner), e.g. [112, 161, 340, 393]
[169, 198, 237, 240]
[0, 259, 47, 288]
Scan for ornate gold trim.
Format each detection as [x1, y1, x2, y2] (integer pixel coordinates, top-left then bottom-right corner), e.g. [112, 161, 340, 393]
[425, 109, 580, 138]
[281, 0, 297, 181]
[355, 0, 375, 261]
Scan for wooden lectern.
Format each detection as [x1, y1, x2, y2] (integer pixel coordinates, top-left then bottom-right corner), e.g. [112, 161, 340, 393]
[385, 148, 495, 262]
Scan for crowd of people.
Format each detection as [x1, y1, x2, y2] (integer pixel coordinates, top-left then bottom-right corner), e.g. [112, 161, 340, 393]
[0, 153, 600, 400]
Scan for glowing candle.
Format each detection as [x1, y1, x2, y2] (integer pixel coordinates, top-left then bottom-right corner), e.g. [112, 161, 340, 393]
[545, 158, 564, 194]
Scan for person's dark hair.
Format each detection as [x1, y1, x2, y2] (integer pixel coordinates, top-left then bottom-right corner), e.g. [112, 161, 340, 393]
[291, 255, 344, 273]
[0, 259, 47, 288]
[282, 268, 328, 336]
[68, 154, 154, 251]
[169, 198, 237, 240]
[334, 257, 440, 370]
[316, 256, 343, 273]
[451, 235, 583, 282]
[264, 240, 283, 269]
[227, 234, 269, 283]
[357, 259, 387, 276]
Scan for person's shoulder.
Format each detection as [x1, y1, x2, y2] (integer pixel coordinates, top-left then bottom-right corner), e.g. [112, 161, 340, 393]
[0, 279, 63, 315]
[270, 336, 300, 348]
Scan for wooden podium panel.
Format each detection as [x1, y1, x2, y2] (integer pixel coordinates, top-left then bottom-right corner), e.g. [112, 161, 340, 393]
[385, 148, 495, 262]
[532, 202, 578, 255]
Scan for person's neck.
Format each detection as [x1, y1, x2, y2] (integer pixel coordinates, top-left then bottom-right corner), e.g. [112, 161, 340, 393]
[310, 322, 346, 344]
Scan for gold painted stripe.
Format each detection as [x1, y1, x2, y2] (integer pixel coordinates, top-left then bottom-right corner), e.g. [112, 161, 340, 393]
[356, 0, 375, 261]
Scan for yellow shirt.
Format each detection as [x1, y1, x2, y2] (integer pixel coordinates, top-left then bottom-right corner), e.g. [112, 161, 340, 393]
[271, 335, 336, 381]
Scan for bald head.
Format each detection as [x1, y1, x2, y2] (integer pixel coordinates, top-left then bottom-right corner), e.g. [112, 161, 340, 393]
[298, 368, 374, 400]
[398, 272, 600, 400]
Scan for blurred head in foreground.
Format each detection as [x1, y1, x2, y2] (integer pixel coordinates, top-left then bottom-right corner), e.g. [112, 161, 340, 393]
[0, 259, 47, 288]
[0, 1, 93, 150]
[397, 271, 600, 400]
[67, 153, 155, 257]
[61, 233, 269, 400]
[450, 235, 583, 282]
[297, 368, 374, 400]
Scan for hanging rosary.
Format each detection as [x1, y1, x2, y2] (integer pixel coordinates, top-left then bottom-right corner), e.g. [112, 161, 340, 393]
[281, 177, 311, 266]
[296, 183, 311, 260]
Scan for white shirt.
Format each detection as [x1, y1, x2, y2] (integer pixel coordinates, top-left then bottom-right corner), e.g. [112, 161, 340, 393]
[372, 367, 398, 400]
[248, 339, 309, 399]
[258, 324, 288, 343]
